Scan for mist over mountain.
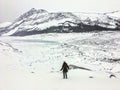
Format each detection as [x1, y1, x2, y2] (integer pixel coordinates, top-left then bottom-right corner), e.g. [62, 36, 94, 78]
[1, 8, 120, 36]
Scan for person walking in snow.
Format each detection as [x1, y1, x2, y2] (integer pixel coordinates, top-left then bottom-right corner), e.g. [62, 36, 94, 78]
[60, 61, 69, 79]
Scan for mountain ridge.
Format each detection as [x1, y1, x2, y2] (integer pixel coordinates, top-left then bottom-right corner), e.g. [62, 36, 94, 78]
[1, 8, 120, 36]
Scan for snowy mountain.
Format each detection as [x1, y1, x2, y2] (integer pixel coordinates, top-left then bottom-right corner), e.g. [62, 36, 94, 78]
[0, 22, 11, 28]
[1, 8, 120, 36]
[0, 22, 12, 33]
[104, 10, 120, 18]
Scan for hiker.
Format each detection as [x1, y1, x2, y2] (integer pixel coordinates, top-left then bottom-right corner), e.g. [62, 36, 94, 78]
[60, 61, 69, 79]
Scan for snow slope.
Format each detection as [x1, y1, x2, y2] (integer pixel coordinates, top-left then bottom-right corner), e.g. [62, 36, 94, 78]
[0, 31, 120, 90]
[0, 22, 11, 28]
[105, 10, 120, 18]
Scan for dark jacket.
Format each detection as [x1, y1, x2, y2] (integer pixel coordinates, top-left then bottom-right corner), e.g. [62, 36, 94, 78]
[61, 62, 69, 72]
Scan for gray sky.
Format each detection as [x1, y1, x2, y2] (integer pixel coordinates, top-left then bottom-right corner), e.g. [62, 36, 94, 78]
[0, 0, 120, 22]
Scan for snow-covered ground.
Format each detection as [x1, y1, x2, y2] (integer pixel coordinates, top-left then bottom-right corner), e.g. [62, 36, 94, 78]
[0, 31, 120, 90]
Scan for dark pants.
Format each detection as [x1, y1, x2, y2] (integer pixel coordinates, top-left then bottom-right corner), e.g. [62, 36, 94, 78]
[63, 72, 67, 79]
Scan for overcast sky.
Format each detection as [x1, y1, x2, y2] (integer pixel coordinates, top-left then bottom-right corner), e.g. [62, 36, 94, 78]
[0, 0, 120, 22]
